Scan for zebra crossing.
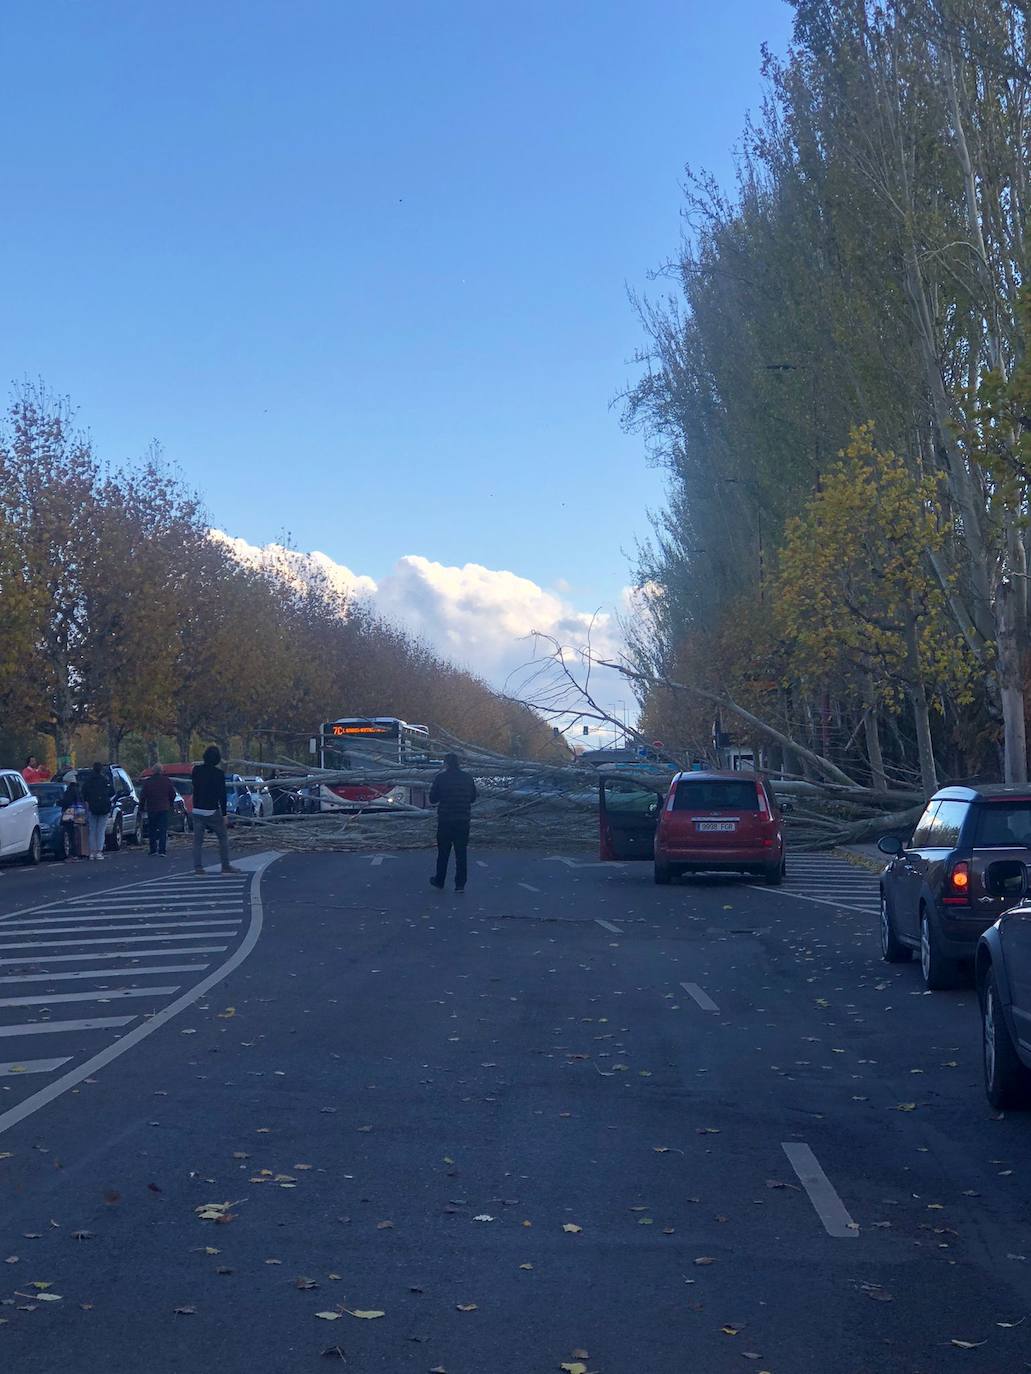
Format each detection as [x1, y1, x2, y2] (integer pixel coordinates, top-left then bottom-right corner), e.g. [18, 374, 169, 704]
[753, 851, 881, 915]
[0, 859, 272, 1136]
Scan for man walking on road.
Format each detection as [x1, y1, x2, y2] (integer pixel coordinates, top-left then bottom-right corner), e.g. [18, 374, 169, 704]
[141, 763, 177, 857]
[191, 746, 241, 876]
[429, 752, 477, 893]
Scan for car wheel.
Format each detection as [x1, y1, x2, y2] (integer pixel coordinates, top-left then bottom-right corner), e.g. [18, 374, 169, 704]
[23, 828, 42, 866]
[106, 816, 123, 853]
[920, 906, 956, 990]
[654, 861, 673, 885]
[880, 890, 911, 962]
[982, 967, 1031, 1109]
[763, 859, 783, 886]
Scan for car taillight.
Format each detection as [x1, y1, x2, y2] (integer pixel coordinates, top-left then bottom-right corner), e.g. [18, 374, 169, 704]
[946, 861, 970, 901]
[756, 785, 769, 816]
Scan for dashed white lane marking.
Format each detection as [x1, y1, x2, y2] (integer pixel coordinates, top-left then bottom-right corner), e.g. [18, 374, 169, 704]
[0, 945, 228, 966]
[0, 1015, 136, 1037]
[680, 981, 719, 1011]
[0, 851, 278, 1139]
[518, 883, 541, 893]
[0, 1058, 72, 1077]
[0, 964, 210, 984]
[782, 1142, 859, 1238]
[0, 986, 179, 1008]
[0, 932, 236, 951]
[595, 919, 621, 933]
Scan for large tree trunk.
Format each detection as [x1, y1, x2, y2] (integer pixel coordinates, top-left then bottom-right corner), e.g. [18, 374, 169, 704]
[996, 577, 1028, 784]
[862, 699, 887, 793]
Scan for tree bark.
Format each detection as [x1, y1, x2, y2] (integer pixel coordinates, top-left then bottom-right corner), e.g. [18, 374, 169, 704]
[862, 701, 887, 793]
[996, 577, 1028, 784]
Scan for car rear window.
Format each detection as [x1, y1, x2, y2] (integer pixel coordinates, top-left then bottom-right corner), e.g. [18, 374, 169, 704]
[974, 800, 1031, 848]
[672, 781, 759, 811]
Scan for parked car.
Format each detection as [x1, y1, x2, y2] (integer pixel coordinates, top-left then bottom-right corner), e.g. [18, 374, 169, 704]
[652, 770, 787, 885]
[239, 777, 274, 818]
[976, 878, 1031, 1108]
[59, 766, 142, 849]
[28, 782, 70, 859]
[137, 789, 189, 841]
[878, 784, 1031, 990]
[0, 768, 42, 864]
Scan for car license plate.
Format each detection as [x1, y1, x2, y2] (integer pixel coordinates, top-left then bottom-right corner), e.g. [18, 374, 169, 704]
[696, 820, 737, 832]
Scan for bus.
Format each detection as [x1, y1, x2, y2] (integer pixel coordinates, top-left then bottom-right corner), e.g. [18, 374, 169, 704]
[312, 717, 434, 810]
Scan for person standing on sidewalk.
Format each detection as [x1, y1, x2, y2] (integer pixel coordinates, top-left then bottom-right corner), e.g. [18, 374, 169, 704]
[81, 762, 113, 861]
[191, 746, 241, 876]
[141, 763, 177, 857]
[429, 753, 478, 893]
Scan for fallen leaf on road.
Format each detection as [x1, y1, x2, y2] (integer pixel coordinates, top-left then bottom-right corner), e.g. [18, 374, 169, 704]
[722, 1324, 741, 1335]
[30, 1281, 52, 1290]
[895, 1103, 917, 1112]
[694, 1257, 715, 1265]
[473, 1215, 494, 1223]
[456, 1303, 478, 1312]
[562, 1224, 582, 1234]
[997, 1318, 1026, 1328]
[376, 1221, 394, 1230]
[216, 1007, 236, 1019]
[295, 1277, 319, 1290]
[519, 1263, 533, 1270]
[174, 1305, 196, 1315]
[951, 1339, 987, 1348]
[315, 1311, 342, 1321]
[560, 1364, 588, 1373]
[345, 1309, 385, 1319]
[35, 1293, 62, 1302]
[320, 1348, 346, 1360]
[71, 1231, 94, 1241]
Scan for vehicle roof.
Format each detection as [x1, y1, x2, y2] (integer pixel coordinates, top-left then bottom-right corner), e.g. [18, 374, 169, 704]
[933, 784, 1031, 801]
[670, 769, 762, 784]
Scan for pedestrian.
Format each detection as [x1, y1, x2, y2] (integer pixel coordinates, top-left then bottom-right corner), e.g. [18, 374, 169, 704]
[21, 754, 49, 784]
[429, 752, 478, 893]
[141, 763, 177, 857]
[191, 746, 241, 876]
[59, 774, 85, 861]
[80, 762, 113, 861]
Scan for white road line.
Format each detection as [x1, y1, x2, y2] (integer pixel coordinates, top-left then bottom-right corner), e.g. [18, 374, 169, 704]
[680, 981, 719, 1011]
[0, 932, 237, 952]
[0, 946, 228, 967]
[0, 921, 241, 937]
[0, 873, 242, 926]
[18, 909, 245, 922]
[0, 851, 277, 1139]
[0, 1016, 136, 1037]
[0, 987, 179, 1008]
[518, 883, 541, 893]
[0, 964, 210, 984]
[782, 1142, 859, 1238]
[0, 1058, 72, 1077]
[595, 919, 621, 933]
[60, 898, 241, 909]
[747, 886, 878, 915]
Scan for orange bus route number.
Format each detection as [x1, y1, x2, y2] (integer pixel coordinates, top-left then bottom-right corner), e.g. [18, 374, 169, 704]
[328, 725, 390, 736]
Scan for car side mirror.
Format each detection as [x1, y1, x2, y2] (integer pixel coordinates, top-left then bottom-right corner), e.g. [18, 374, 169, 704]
[985, 859, 1028, 901]
[877, 835, 903, 856]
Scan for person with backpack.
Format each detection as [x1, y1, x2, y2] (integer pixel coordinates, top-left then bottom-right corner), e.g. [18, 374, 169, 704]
[191, 746, 241, 876]
[81, 762, 113, 861]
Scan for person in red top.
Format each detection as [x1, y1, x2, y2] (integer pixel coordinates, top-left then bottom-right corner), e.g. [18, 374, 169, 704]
[140, 763, 177, 856]
[21, 755, 49, 784]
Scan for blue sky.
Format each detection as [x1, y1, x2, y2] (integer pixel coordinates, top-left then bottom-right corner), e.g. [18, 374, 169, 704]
[2, 1, 792, 635]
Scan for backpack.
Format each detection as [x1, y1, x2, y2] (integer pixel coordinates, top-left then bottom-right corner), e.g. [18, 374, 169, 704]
[82, 773, 111, 816]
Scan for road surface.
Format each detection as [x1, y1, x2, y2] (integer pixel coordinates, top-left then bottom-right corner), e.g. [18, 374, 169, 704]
[0, 846, 1028, 1372]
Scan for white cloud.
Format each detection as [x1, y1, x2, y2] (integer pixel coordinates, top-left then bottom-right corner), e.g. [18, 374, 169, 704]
[212, 530, 637, 740]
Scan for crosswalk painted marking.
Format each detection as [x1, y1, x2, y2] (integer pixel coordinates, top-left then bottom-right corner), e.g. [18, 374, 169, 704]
[752, 854, 879, 914]
[0, 1058, 72, 1077]
[0, 986, 180, 1008]
[0, 1015, 136, 1037]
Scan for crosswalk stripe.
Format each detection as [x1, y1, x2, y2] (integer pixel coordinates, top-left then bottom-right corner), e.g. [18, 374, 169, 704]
[0, 921, 241, 937]
[0, 932, 238, 952]
[0, 1058, 72, 1076]
[11, 909, 245, 922]
[0, 1016, 136, 1037]
[0, 987, 179, 1008]
[0, 946, 227, 967]
[0, 964, 210, 984]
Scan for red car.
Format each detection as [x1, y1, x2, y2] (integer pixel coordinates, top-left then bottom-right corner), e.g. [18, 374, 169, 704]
[652, 770, 786, 886]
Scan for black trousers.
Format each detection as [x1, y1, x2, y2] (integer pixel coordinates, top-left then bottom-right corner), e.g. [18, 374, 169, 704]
[435, 818, 470, 888]
[149, 810, 170, 854]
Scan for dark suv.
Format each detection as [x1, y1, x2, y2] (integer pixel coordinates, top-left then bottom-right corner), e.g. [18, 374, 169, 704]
[64, 765, 143, 849]
[878, 786, 1031, 989]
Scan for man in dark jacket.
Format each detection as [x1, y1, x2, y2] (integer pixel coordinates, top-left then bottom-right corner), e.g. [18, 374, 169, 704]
[429, 753, 477, 892]
[141, 763, 177, 857]
[191, 746, 241, 876]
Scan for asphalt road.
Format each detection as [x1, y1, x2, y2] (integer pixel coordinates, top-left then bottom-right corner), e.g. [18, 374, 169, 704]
[1, 845, 1029, 1373]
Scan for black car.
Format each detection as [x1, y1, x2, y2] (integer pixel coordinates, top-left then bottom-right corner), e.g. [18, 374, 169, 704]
[878, 785, 1031, 990]
[28, 782, 70, 859]
[63, 765, 143, 849]
[976, 893, 1031, 1108]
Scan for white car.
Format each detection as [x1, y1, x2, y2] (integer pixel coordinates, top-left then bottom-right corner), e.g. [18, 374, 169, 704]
[240, 777, 274, 818]
[0, 769, 42, 865]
